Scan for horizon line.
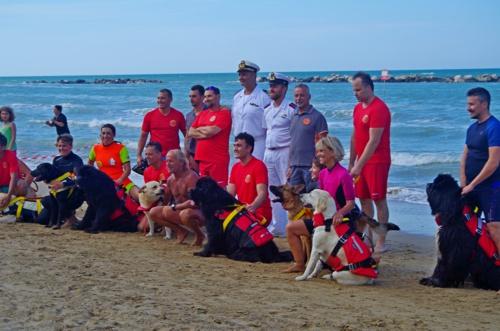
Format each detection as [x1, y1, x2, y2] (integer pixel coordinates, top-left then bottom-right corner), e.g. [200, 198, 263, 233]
[1, 66, 499, 79]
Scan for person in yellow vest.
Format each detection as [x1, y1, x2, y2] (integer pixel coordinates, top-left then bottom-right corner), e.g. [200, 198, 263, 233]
[88, 124, 139, 201]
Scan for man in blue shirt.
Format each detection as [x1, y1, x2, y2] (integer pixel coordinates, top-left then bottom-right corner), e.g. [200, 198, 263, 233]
[460, 87, 500, 255]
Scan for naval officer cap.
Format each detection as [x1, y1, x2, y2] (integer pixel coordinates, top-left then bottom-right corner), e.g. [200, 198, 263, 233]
[268, 72, 290, 86]
[237, 60, 260, 73]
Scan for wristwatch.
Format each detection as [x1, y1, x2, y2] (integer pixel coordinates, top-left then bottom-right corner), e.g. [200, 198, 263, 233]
[171, 203, 177, 211]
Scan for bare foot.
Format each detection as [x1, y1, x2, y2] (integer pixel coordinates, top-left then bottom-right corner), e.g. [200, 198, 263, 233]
[176, 228, 189, 244]
[191, 233, 205, 247]
[282, 264, 305, 273]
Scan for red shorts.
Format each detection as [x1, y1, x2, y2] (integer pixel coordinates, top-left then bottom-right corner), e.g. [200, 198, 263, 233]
[355, 163, 390, 201]
[199, 160, 229, 187]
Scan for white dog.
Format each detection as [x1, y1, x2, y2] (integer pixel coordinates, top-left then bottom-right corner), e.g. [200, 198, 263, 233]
[295, 189, 377, 285]
[138, 181, 172, 239]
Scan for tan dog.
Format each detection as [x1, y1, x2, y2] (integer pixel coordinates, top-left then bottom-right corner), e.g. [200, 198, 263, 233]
[270, 184, 313, 260]
[138, 181, 172, 239]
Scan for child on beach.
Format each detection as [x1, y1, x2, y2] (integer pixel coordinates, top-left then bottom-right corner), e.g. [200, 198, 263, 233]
[0, 106, 17, 153]
[306, 157, 325, 192]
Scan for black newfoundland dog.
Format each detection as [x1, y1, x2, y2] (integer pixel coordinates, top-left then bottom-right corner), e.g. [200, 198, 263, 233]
[74, 165, 137, 233]
[421, 174, 500, 291]
[31, 163, 84, 228]
[189, 177, 292, 263]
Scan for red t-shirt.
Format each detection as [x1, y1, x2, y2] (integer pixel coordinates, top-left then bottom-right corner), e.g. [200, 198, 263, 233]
[0, 150, 19, 186]
[192, 107, 231, 162]
[142, 108, 187, 156]
[353, 97, 391, 164]
[143, 160, 170, 183]
[229, 157, 272, 221]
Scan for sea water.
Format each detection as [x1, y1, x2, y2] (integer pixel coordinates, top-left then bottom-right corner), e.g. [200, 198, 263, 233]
[1, 69, 499, 235]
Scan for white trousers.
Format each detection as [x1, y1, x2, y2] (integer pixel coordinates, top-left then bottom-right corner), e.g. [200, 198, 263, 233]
[252, 136, 266, 161]
[263, 147, 290, 236]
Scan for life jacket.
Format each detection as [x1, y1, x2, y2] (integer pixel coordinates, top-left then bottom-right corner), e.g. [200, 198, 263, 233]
[116, 186, 139, 217]
[463, 205, 500, 267]
[217, 205, 274, 248]
[313, 213, 378, 278]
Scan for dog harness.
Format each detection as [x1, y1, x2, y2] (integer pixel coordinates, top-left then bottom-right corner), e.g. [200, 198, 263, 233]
[313, 213, 378, 278]
[463, 205, 500, 266]
[292, 207, 313, 222]
[49, 172, 75, 197]
[5, 196, 43, 220]
[217, 205, 274, 248]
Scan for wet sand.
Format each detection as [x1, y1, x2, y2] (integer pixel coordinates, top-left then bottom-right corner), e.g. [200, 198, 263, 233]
[1, 222, 499, 330]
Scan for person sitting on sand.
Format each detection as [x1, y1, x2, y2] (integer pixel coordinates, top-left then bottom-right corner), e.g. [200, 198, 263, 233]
[88, 123, 139, 201]
[306, 157, 325, 192]
[285, 136, 356, 273]
[143, 142, 170, 184]
[149, 149, 205, 246]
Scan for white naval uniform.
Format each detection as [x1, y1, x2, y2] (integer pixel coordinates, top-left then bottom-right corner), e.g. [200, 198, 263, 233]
[263, 101, 295, 236]
[232, 86, 271, 160]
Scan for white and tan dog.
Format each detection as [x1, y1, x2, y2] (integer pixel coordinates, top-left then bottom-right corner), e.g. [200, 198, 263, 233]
[138, 181, 172, 239]
[295, 189, 376, 285]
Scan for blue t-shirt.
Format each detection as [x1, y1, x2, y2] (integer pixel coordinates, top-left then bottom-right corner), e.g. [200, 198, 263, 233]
[465, 115, 500, 189]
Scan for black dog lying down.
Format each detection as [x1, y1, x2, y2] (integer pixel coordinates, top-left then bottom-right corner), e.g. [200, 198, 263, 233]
[421, 174, 500, 291]
[190, 177, 292, 263]
[31, 163, 84, 229]
[74, 165, 138, 233]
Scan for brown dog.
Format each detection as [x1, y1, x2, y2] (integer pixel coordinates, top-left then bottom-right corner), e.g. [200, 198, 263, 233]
[270, 184, 313, 261]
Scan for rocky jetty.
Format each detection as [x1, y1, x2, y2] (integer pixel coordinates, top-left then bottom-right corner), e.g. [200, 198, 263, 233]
[25, 78, 163, 84]
[257, 73, 499, 83]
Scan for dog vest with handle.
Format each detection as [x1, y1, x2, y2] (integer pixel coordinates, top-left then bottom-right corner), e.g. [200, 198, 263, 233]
[313, 213, 378, 278]
[463, 205, 500, 267]
[6, 196, 43, 220]
[49, 172, 75, 197]
[219, 205, 274, 248]
[292, 207, 313, 222]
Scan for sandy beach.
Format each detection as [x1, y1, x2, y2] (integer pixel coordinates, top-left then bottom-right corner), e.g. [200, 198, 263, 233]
[1, 221, 498, 331]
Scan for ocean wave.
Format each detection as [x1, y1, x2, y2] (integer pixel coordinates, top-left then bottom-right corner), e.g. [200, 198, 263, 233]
[387, 186, 427, 204]
[10, 102, 82, 110]
[391, 152, 459, 166]
[67, 118, 142, 129]
[130, 108, 151, 115]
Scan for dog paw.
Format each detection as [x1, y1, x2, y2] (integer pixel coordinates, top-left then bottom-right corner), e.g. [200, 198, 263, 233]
[194, 250, 211, 257]
[145, 233, 153, 237]
[419, 277, 435, 286]
[85, 228, 99, 234]
[295, 275, 308, 281]
[321, 274, 333, 280]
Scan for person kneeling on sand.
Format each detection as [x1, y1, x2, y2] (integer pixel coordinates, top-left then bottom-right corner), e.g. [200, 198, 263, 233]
[149, 149, 205, 246]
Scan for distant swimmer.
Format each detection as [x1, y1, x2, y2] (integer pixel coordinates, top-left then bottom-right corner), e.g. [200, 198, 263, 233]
[232, 60, 270, 160]
[137, 89, 186, 164]
[45, 105, 70, 136]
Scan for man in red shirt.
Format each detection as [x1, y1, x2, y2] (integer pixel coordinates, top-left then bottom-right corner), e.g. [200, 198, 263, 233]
[188, 86, 231, 186]
[137, 89, 187, 163]
[0, 133, 19, 209]
[143, 142, 170, 184]
[228, 132, 272, 224]
[349, 72, 391, 253]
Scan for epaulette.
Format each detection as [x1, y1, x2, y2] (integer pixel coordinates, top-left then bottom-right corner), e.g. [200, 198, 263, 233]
[289, 103, 297, 109]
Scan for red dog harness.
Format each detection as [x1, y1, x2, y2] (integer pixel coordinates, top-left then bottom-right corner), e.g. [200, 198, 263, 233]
[463, 206, 500, 266]
[313, 213, 378, 278]
[217, 206, 274, 248]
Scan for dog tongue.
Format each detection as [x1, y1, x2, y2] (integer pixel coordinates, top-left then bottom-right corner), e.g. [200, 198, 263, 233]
[434, 215, 442, 226]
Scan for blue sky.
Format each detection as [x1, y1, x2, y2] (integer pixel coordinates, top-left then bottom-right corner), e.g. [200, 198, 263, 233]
[1, 0, 499, 76]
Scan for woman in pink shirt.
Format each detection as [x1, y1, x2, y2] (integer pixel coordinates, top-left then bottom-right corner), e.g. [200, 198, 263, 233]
[284, 136, 356, 273]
